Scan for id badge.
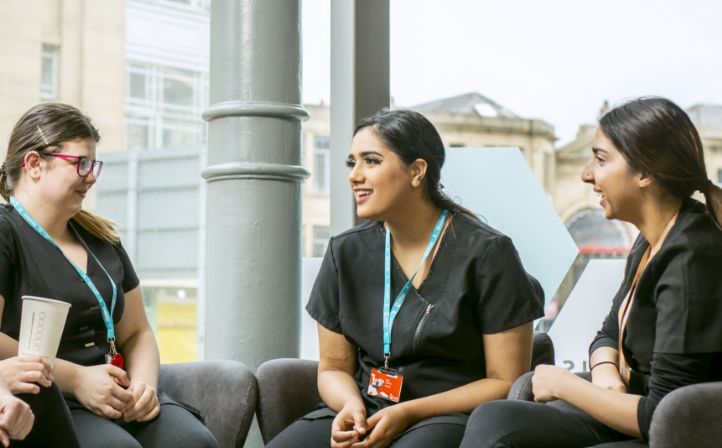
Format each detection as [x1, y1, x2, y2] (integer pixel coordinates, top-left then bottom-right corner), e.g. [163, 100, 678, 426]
[367, 368, 403, 403]
[106, 352, 125, 369]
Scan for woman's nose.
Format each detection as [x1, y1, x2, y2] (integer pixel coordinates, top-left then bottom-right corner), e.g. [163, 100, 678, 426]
[581, 158, 594, 184]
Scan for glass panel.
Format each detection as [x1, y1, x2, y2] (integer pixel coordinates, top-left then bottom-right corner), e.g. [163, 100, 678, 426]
[312, 137, 331, 195]
[129, 71, 148, 102]
[312, 226, 330, 257]
[40, 44, 59, 102]
[127, 120, 151, 150]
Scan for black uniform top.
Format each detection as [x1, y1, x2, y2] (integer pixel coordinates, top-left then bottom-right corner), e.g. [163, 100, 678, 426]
[0, 204, 139, 366]
[590, 198, 722, 440]
[306, 212, 545, 415]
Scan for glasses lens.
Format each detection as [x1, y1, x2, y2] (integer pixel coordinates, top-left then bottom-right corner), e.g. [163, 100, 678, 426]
[78, 158, 92, 176]
[92, 161, 103, 178]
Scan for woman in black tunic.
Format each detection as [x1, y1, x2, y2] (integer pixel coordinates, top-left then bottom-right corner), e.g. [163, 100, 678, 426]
[461, 97, 722, 447]
[0, 103, 218, 447]
[268, 109, 544, 448]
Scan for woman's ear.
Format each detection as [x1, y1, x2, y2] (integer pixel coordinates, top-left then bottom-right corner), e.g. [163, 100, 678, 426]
[637, 171, 653, 189]
[23, 151, 43, 179]
[410, 158, 428, 188]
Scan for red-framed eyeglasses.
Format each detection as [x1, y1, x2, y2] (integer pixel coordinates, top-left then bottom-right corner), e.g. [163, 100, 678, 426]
[21, 152, 103, 178]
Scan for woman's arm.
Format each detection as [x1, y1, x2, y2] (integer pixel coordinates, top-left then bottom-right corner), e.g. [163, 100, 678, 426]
[590, 346, 627, 392]
[114, 286, 161, 422]
[317, 324, 369, 448]
[356, 322, 533, 448]
[532, 365, 642, 438]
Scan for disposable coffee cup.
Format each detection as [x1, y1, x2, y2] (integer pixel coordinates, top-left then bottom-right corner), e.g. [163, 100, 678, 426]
[18, 296, 71, 364]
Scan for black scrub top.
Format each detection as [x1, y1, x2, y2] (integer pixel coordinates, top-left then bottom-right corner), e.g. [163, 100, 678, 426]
[590, 198, 722, 440]
[0, 204, 139, 366]
[307, 212, 544, 414]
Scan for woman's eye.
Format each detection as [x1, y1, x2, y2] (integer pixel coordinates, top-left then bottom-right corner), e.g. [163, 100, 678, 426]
[365, 157, 381, 165]
[345, 159, 356, 168]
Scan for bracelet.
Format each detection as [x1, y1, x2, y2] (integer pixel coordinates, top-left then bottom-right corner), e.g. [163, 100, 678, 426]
[590, 360, 618, 370]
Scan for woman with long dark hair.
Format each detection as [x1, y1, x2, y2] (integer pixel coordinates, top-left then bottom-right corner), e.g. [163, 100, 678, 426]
[268, 109, 544, 448]
[461, 97, 722, 447]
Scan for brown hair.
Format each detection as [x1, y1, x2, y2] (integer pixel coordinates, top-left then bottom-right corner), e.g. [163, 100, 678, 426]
[1, 103, 120, 244]
[599, 97, 722, 229]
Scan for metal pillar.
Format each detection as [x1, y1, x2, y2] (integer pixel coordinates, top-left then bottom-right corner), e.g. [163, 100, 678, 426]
[330, 0, 390, 235]
[202, 0, 308, 368]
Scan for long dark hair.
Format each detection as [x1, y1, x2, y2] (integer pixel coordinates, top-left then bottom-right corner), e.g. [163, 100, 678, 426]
[599, 97, 722, 229]
[354, 108, 479, 221]
[0, 103, 119, 243]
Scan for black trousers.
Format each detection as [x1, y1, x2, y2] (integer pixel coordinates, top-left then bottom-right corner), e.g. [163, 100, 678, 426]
[69, 402, 219, 448]
[460, 400, 647, 448]
[13, 384, 80, 447]
[268, 414, 466, 448]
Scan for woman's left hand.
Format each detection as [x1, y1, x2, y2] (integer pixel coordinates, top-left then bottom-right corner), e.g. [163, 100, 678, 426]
[532, 364, 575, 402]
[351, 404, 414, 448]
[122, 380, 160, 422]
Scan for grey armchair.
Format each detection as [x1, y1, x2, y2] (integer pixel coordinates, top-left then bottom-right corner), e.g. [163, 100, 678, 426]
[160, 360, 258, 448]
[256, 332, 554, 444]
[507, 370, 722, 447]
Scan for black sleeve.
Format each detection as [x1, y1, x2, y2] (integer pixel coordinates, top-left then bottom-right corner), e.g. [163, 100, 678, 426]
[305, 238, 342, 334]
[475, 235, 544, 334]
[637, 352, 719, 440]
[113, 242, 140, 293]
[0, 216, 17, 300]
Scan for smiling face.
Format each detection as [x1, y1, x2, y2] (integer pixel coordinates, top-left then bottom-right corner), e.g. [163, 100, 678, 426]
[346, 127, 419, 221]
[581, 128, 644, 223]
[35, 138, 98, 215]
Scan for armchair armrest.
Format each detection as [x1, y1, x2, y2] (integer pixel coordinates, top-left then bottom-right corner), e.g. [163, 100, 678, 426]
[256, 358, 320, 444]
[649, 381, 722, 448]
[160, 360, 257, 448]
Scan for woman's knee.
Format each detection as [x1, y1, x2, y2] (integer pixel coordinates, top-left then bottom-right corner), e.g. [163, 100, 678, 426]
[461, 401, 527, 448]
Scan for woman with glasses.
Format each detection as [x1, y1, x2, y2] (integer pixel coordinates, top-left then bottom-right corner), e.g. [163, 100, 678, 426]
[0, 103, 218, 447]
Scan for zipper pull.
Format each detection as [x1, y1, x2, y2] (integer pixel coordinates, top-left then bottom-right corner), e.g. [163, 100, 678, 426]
[425, 304, 434, 314]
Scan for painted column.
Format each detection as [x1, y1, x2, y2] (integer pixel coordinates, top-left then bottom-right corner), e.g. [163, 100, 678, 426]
[330, 0, 390, 235]
[202, 0, 308, 367]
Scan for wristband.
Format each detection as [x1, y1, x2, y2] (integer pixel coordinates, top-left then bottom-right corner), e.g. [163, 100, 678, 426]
[590, 360, 618, 370]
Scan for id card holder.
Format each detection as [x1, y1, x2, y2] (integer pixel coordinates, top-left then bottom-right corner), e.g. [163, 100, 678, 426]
[106, 352, 125, 369]
[367, 368, 403, 403]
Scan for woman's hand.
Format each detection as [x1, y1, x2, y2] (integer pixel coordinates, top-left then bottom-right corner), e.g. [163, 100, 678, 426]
[0, 355, 53, 394]
[532, 364, 576, 402]
[591, 364, 627, 393]
[122, 380, 160, 422]
[351, 404, 414, 448]
[73, 364, 132, 419]
[0, 390, 34, 447]
[331, 399, 367, 448]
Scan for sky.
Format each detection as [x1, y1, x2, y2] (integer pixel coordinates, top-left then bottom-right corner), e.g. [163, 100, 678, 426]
[302, 0, 722, 145]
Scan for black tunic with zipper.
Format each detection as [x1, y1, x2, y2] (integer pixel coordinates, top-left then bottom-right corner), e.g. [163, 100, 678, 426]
[306, 212, 544, 417]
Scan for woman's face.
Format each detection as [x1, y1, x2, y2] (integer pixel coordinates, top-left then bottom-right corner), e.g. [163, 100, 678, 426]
[581, 128, 643, 222]
[37, 138, 98, 214]
[346, 127, 417, 221]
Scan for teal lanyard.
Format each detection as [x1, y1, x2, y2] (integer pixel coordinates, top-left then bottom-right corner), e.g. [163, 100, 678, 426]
[383, 210, 448, 367]
[9, 196, 118, 342]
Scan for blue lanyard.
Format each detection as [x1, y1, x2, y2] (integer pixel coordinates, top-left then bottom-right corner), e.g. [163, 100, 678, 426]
[383, 209, 448, 367]
[9, 196, 118, 342]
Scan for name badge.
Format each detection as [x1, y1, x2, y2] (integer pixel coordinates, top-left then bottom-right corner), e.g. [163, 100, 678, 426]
[367, 368, 403, 402]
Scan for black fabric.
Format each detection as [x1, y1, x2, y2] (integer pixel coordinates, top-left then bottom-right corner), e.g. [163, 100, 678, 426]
[267, 414, 466, 448]
[0, 205, 215, 447]
[12, 384, 80, 448]
[460, 400, 640, 448]
[305, 212, 544, 415]
[70, 402, 218, 448]
[588, 198, 722, 440]
[0, 204, 139, 366]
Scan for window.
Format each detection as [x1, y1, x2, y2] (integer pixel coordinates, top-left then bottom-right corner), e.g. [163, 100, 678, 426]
[40, 44, 59, 102]
[312, 226, 330, 257]
[125, 62, 207, 150]
[313, 136, 331, 194]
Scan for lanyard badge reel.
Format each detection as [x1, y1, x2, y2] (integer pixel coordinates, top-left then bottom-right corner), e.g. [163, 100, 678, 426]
[367, 210, 448, 403]
[106, 338, 125, 369]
